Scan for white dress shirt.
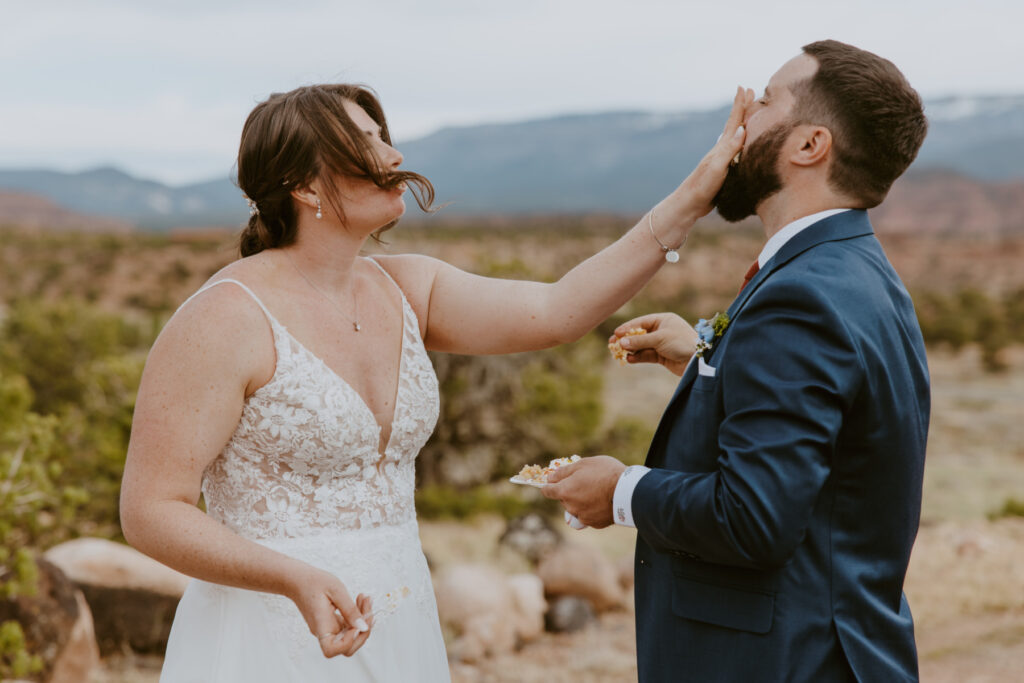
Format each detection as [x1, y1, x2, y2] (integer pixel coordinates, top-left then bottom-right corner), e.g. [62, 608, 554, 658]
[610, 208, 852, 528]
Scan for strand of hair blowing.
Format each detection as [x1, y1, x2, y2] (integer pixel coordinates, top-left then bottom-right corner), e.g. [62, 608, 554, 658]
[234, 85, 435, 258]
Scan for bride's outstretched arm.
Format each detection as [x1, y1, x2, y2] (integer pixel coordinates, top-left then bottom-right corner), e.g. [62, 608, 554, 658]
[119, 286, 372, 658]
[389, 87, 752, 355]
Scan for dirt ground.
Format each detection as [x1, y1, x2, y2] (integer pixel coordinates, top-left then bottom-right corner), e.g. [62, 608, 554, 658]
[435, 517, 1024, 683]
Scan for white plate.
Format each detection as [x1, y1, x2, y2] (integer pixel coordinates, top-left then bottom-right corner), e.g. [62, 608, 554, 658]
[509, 475, 548, 488]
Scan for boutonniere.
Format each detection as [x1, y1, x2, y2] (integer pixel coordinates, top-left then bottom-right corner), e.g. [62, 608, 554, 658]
[694, 312, 730, 358]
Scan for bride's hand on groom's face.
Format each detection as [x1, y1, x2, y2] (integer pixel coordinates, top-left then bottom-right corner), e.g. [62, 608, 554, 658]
[674, 85, 755, 219]
[611, 313, 698, 376]
[542, 455, 626, 529]
[288, 567, 374, 658]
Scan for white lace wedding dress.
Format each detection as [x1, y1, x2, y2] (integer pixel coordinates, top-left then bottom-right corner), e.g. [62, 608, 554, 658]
[160, 261, 451, 682]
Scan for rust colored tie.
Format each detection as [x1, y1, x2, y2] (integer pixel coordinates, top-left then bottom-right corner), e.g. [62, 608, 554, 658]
[738, 261, 760, 294]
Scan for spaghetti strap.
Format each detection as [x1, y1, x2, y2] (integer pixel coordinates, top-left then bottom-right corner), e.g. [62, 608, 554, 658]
[179, 278, 281, 328]
[364, 257, 407, 301]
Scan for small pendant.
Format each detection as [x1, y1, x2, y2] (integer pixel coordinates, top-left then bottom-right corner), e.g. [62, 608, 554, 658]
[664, 249, 680, 263]
[353, 322, 361, 332]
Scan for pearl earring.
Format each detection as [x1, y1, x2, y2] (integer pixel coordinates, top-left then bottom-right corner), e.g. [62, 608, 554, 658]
[315, 199, 323, 220]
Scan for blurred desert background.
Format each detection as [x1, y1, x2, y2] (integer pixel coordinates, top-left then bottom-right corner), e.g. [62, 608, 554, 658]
[9, 0, 1024, 679]
[2, 178, 1023, 680]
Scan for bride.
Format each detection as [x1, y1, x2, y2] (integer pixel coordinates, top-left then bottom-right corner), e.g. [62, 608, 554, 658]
[119, 83, 749, 681]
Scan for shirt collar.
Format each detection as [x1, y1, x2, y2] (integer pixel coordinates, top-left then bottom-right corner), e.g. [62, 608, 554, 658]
[757, 208, 852, 268]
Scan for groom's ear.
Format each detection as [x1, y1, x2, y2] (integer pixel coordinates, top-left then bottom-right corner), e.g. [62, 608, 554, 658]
[788, 125, 832, 168]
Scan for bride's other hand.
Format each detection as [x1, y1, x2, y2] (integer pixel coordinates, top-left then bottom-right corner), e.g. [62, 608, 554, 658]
[288, 567, 373, 657]
[611, 313, 698, 376]
[675, 86, 754, 219]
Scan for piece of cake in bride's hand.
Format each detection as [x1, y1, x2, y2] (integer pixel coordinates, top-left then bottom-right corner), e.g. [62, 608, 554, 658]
[608, 327, 647, 365]
[510, 455, 581, 487]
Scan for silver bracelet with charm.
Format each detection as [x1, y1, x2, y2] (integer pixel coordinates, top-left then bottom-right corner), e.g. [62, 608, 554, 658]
[647, 208, 687, 263]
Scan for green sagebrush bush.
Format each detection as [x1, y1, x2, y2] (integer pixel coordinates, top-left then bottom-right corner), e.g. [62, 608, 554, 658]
[988, 497, 1024, 521]
[415, 333, 660, 518]
[0, 371, 88, 678]
[419, 335, 605, 491]
[0, 298, 146, 677]
[914, 286, 1024, 373]
[0, 298, 150, 537]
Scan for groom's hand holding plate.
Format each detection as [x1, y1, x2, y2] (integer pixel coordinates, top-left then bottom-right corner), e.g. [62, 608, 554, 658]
[541, 455, 626, 529]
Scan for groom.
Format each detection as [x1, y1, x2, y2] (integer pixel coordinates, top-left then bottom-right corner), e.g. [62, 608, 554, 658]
[544, 40, 929, 682]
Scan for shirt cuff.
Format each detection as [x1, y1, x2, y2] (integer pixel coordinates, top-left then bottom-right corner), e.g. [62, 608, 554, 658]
[613, 465, 651, 528]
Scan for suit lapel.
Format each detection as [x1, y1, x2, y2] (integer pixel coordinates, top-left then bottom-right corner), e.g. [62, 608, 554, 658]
[643, 210, 875, 468]
[725, 210, 875, 322]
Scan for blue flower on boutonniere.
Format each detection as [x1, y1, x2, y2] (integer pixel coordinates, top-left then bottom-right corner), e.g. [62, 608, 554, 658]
[694, 312, 730, 358]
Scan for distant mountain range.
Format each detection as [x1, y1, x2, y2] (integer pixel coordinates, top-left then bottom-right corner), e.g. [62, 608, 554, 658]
[1, 94, 1023, 229]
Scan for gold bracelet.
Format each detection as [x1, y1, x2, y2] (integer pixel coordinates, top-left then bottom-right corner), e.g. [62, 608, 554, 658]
[647, 208, 687, 263]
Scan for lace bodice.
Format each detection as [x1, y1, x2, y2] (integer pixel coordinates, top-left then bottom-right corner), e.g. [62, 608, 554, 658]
[184, 261, 440, 540]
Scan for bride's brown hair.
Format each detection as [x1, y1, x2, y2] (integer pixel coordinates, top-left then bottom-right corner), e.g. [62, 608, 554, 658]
[236, 84, 435, 257]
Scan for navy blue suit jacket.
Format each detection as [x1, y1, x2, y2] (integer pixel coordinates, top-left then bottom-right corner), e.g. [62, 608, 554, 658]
[632, 210, 929, 682]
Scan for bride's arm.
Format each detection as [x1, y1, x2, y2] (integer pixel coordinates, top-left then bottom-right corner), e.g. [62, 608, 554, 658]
[119, 286, 371, 658]
[392, 87, 751, 355]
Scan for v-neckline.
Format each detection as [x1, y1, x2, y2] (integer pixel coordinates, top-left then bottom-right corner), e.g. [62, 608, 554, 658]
[261, 290, 408, 460]
[285, 323, 405, 458]
[282, 310, 405, 458]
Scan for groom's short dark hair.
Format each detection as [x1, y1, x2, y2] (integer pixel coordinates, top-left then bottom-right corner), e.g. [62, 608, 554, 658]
[794, 40, 927, 208]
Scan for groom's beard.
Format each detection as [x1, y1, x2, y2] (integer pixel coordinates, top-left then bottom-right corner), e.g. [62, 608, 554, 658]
[713, 121, 795, 222]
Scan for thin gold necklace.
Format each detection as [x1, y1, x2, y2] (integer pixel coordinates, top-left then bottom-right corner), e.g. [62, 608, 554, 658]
[285, 251, 361, 332]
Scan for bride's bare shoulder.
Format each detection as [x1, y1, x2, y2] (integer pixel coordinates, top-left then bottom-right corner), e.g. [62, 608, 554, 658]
[150, 256, 278, 393]
[162, 253, 279, 347]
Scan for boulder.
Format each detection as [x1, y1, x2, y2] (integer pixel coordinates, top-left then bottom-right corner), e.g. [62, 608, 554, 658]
[544, 595, 596, 633]
[537, 541, 624, 611]
[49, 590, 101, 683]
[0, 558, 99, 682]
[498, 512, 563, 564]
[506, 573, 546, 643]
[44, 537, 189, 655]
[434, 564, 546, 662]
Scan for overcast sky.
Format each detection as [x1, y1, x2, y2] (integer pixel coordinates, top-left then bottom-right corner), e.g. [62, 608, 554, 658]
[3, 0, 1020, 185]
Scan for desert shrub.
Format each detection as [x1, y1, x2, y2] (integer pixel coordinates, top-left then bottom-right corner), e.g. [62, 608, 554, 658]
[0, 299, 147, 413]
[0, 371, 88, 679]
[0, 619, 42, 679]
[415, 484, 557, 520]
[914, 287, 1020, 372]
[515, 341, 604, 457]
[167, 259, 192, 282]
[588, 416, 657, 466]
[988, 497, 1024, 520]
[0, 299, 150, 535]
[915, 291, 972, 350]
[1003, 286, 1024, 342]
[419, 334, 606, 489]
[122, 290, 175, 314]
[960, 289, 1010, 372]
